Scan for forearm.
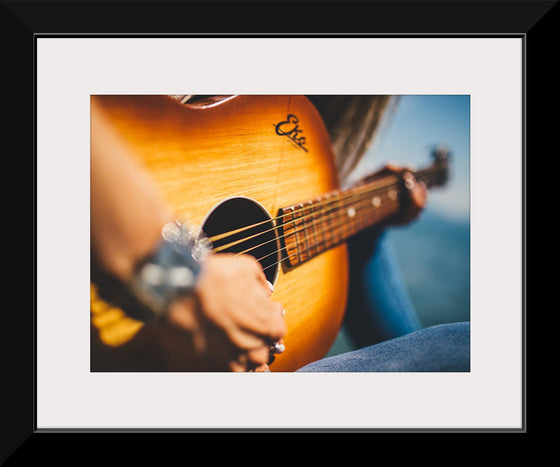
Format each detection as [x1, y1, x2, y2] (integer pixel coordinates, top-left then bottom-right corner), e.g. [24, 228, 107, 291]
[91, 97, 172, 281]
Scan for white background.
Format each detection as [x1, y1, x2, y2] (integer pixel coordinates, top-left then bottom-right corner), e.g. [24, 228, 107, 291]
[36, 37, 523, 429]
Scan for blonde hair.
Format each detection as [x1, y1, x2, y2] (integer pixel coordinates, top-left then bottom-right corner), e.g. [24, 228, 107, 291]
[307, 95, 397, 181]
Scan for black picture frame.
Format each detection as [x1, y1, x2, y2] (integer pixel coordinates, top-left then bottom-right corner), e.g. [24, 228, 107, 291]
[1, 0, 551, 461]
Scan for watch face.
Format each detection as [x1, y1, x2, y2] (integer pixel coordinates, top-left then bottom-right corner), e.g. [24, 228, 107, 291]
[130, 220, 209, 320]
[166, 265, 195, 289]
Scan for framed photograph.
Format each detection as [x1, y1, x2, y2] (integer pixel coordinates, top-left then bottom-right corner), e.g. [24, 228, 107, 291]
[1, 0, 548, 458]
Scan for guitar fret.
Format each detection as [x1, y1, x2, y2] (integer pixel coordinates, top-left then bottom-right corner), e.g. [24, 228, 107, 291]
[340, 194, 350, 242]
[312, 200, 324, 255]
[353, 196, 362, 233]
[299, 203, 310, 262]
[321, 193, 331, 250]
[329, 194, 339, 246]
[327, 193, 337, 250]
[280, 207, 300, 268]
[321, 199, 330, 251]
[305, 200, 317, 258]
[294, 205, 308, 263]
[358, 193, 371, 231]
[336, 194, 348, 243]
[347, 196, 356, 236]
[327, 192, 339, 244]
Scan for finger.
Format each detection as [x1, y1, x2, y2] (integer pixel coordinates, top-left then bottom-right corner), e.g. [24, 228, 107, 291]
[271, 338, 285, 355]
[233, 345, 273, 372]
[167, 296, 198, 331]
[207, 299, 285, 354]
[203, 310, 269, 353]
[253, 363, 270, 372]
[222, 304, 286, 352]
[404, 172, 422, 204]
[367, 163, 399, 180]
[265, 280, 275, 297]
[235, 298, 287, 343]
[261, 301, 287, 339]
[400, 174, 427, 223]
[237, 254, 273, 295]
[382, 162, 402, 173]
[228, 352, 250, 372]
[230, 361, 248, 372]
[383, 163, 416, 175]
[410, 180, 428, 210]
[255, 268, 272, 294]
[247, 346, 271, 367]
[239, 253, 266, 276]
[223, 325, 273, 351]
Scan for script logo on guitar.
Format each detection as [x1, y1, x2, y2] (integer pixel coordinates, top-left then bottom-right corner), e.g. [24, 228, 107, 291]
[274, 114, 309, 152]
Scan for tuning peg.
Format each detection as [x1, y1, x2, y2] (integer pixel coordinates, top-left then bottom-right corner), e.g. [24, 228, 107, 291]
[432, 144, 450, 162]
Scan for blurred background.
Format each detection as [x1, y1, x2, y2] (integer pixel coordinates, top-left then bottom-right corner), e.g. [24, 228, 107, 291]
[328, 95, 470, 356]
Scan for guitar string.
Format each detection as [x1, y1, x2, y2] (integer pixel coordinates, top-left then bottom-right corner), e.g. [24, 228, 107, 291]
[232, 192, 402, 259]
[245, 199, 401, 266]
[226, 170, 438, 267]
[240, 202, 398, 265]
[258, 198, 402, 273]
[210, 170, 437, 254]
[210, 181, 403, 253]
[259, 193, 404, 273]
[206, 174, 404, 243]
[206, 167, 438, 244]
[206, 166, 437, 245]
[211, 172, 437, 256]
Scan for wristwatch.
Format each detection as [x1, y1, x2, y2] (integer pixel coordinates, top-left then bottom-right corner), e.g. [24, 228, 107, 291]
[127, 219, 213, 322]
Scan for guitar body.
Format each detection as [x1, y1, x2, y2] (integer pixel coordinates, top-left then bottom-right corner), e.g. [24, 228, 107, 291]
[91, 95, 349, 372]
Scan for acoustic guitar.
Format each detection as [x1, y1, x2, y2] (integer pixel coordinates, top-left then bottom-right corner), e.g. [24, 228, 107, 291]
[90, 94, 449, 372]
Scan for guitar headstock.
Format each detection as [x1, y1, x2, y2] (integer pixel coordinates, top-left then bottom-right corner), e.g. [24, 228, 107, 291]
[429, 144, 451, 187]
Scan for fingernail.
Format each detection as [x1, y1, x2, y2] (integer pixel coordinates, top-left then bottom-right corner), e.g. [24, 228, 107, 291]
[266, 281, 274, 293]
[281, 307, 285, 317]
[273, 342, 285, 354]
[264, 368, 271, 372]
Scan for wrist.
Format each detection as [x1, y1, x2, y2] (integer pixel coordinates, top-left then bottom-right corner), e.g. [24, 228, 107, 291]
[128, 219, 213, 322]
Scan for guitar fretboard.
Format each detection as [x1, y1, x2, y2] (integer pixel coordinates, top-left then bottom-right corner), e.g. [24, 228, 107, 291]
[277, 162, 447, 269]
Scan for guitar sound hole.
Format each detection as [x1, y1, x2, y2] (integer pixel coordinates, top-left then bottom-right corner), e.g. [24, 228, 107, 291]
[201, 197, 279, 285]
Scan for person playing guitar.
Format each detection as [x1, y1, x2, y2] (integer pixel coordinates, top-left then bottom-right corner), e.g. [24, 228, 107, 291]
[90, 94, 469, 372]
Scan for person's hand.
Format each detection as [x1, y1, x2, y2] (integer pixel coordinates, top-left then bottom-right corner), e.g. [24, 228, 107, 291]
[166, 254, 286, 372]
[369, 163, 428, 226]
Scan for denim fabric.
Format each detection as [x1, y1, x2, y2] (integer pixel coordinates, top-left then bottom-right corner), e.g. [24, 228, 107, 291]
[344, 230, 422, 347]
[296, 322, 470, 372]
[295, 229, 470, 372]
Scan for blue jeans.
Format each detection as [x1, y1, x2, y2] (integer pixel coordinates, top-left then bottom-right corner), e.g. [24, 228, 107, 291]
[296, 230, 470, 372]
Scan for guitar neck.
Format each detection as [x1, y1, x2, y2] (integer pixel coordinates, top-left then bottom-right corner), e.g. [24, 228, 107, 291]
[277, 155, 449, 270]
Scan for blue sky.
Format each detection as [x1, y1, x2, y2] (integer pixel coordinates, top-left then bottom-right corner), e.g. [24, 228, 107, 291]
[350, 95, 470, 223]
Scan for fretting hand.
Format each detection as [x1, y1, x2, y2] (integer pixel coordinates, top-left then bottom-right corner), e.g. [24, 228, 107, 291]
[367, 163, 428, 226]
